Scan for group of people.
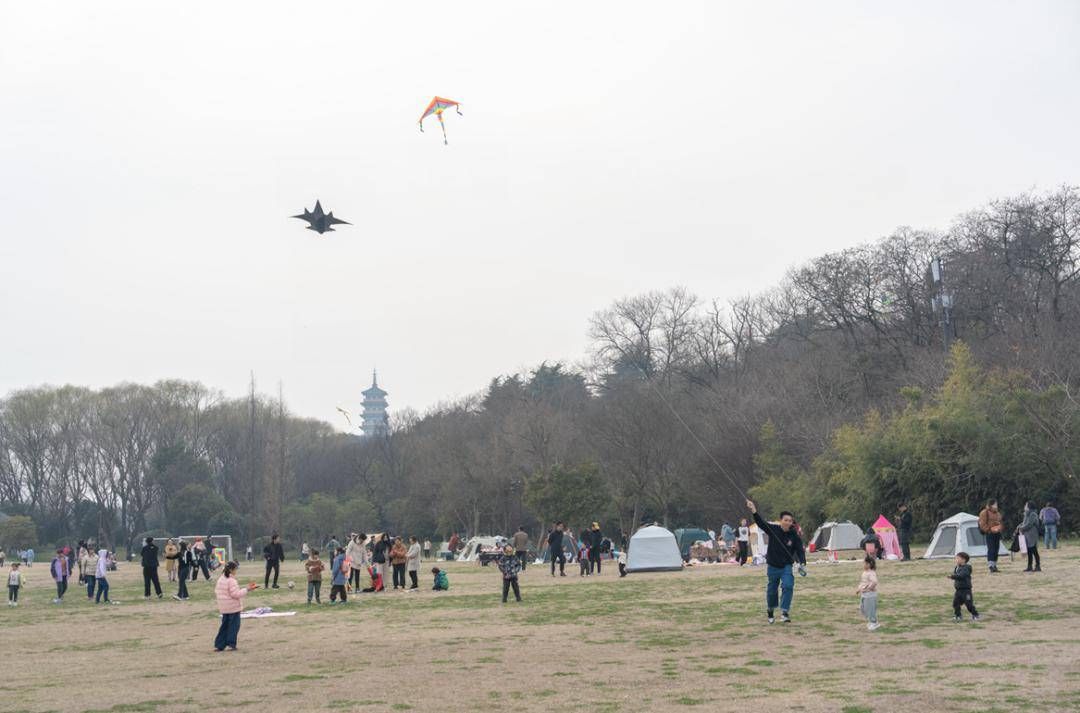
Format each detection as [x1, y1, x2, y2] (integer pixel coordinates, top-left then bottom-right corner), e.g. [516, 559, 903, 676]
[543, 521, 609, 576]
[979, 499, 1062, 575]
[0, 547, 36, 568]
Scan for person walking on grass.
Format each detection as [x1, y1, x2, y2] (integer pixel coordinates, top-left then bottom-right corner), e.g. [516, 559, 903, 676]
[548, 522, 567, 577]
[1039, 502, 1060, 550]
[588, 523, 604, 575]
[406, 536, 422, 591]
[948, 551, 980, 622]
[304, 548, 324, 604]
[83, 549, 99, 600]
[512, 526, 529, 572]
[1018, 502, 1042, 573]
[978, 499, 1004, 573]
[498, 545, 522, 603]
[263, 533, 284, 589]
[856, 555, 880, 631]
[390, 537, 408, 590]
[736, 518, 750, 566]
[897, 503, 913, 561]
[51, 548, 69, 604]
[7, 562, 23, 606]
[164, 539, 179, 583]
[347, 534, 367, 592]
[140, 537, 163, 600]
[214, 561, 257, 651]
[746, 500, 806, 624]
[330, 547, 348, 603]
[94, 548, 112, 604]
[173, 541, 193, 600]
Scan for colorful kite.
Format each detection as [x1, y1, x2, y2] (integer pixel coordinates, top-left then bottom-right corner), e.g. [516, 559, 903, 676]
[419, 96, 462, 145]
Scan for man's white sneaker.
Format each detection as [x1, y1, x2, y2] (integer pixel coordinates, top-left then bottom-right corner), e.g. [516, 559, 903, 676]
[867, 622, 880, 631]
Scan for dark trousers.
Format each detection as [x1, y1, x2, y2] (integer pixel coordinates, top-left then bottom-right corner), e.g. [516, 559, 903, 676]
[214, 612, 241, 650]
[952, 589, 978, 617]
[516, 550, 528, 571]
[143, 567, 162, 597]
[392, 563, 406, 589]
[265, 560, 280, 588]
[618, 562, 626, 577]
[1026, 545, 1041, 570]
[409, 570, 418, 588]
[307, 580, 321, 602]
[8, 584, 18, 602]
[86, 576, 96, 599]
[550, 548, 565, 575]
[330, 584, 347, 602]
[502, 576, 521, 602]
[589, 551, 602, 574]
[177, 566, 190, 598]
[193, 559, 210, 581]
[899, 536, 911, 561]
[95, 577, 109, 603]
[737, 541, 749, 565]
[350, 567, 363, 590]
[55, 578, 67, 599]
[986, 532, 1001, 567]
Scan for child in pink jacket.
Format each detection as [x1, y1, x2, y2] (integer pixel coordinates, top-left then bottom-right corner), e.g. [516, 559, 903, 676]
[214, 561, 257, 651]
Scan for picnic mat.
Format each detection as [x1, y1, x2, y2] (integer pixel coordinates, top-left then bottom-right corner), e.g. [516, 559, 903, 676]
[241, 607, 296, 619]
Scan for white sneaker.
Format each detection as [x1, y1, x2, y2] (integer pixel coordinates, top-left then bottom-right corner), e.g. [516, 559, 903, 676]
[867, 622, 880, 631]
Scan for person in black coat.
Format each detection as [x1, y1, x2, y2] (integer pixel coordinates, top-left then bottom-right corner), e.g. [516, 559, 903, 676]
[263, 533, 285, 589]
[140, 537, 163, 599]
[897, 504, 913, 561]
[587, 523, 604, 575]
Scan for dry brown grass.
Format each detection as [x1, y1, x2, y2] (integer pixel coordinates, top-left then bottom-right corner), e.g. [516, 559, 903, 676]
[3, 545, 1079, 713]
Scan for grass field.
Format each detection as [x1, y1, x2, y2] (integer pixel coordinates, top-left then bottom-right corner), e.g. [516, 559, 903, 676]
[3, 544, 1079, 713]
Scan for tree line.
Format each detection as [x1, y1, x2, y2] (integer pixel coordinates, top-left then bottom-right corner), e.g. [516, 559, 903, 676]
[2, 186, 1078, 550]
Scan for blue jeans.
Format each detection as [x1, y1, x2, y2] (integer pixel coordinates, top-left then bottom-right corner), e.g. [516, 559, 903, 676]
[86, 576, 96, 599]
[766, 564, 794, 612]
[214, 612, 241, 650]
[94, 577, 109, 603]
[1044, 524, 1058, 549]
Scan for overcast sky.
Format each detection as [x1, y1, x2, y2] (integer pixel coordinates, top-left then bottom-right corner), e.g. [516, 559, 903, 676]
[2, 2, 1078, 428]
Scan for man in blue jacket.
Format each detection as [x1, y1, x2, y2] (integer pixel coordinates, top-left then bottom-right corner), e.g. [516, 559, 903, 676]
[746, 499, 805, 624]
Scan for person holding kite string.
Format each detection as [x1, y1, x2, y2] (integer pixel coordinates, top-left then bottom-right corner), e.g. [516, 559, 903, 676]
[746, 500, 806, 624]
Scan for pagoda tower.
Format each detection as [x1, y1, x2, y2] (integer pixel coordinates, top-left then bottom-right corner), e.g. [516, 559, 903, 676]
[361, 370, 389, 438]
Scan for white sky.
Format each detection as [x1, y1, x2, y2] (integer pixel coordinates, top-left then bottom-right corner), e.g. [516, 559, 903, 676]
[2, 2, 1078, 428]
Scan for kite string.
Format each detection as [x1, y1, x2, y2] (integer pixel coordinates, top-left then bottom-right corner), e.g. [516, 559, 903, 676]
[637, 369, 749, 502]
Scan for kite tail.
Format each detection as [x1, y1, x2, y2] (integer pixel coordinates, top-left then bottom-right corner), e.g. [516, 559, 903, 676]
[419, 121, 424, 133]
[439, 112, 448, 145]
[456, 106, 463, 116]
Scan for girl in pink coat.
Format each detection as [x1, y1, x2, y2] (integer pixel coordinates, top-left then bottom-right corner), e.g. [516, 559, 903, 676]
[214, 561, 257, 651]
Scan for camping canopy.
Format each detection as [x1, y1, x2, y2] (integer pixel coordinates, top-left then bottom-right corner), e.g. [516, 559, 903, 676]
[673, 528, 711, 560]
[626, 525, 683, 573]
[808, 521, 864, 551]
[924, 512, 1009, 560]
[456, 536, 505, 562]
[871, 515, 902, 559]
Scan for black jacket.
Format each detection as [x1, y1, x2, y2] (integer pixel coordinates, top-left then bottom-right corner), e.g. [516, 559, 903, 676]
[547, 529, 564, 551]
[752, 512, 805, 568]
[140, 543, 159, 568]
[950, 563, 973, 590]
[898, 511, 913, 542]
[588, 530, 603, 550]
[263, 542, 285, 563]
[178, 549, 194, 569]
[372, 539, 389, 564]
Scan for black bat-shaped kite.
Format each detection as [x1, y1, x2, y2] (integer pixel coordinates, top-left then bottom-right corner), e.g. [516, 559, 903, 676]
[292, 200, 350, 235]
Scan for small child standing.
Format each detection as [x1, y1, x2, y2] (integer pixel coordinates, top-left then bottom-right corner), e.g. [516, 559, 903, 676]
[497, 545, 522, 603]
[856, 555, 880, 631]
[618, 549, 628, 578]
[578, 542, 590, 577]
[304, 549, 324, 604]
[431, 567, 449, 591]
[949, 551, 980, 622]
[330, 547, 348, 603]
[7, 562, 23, 606]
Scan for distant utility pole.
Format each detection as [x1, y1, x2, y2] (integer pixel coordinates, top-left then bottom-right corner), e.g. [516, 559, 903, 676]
[930, 256, 955, 352]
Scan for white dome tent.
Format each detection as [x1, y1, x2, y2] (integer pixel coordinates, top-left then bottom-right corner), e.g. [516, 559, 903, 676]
[809, 521, 864, 551]
[923, 512, 1009, 560]
[626, 525, 683, 573]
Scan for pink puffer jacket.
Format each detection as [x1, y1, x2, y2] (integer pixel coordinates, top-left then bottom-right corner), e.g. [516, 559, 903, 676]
[215, 575, 248, 614]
